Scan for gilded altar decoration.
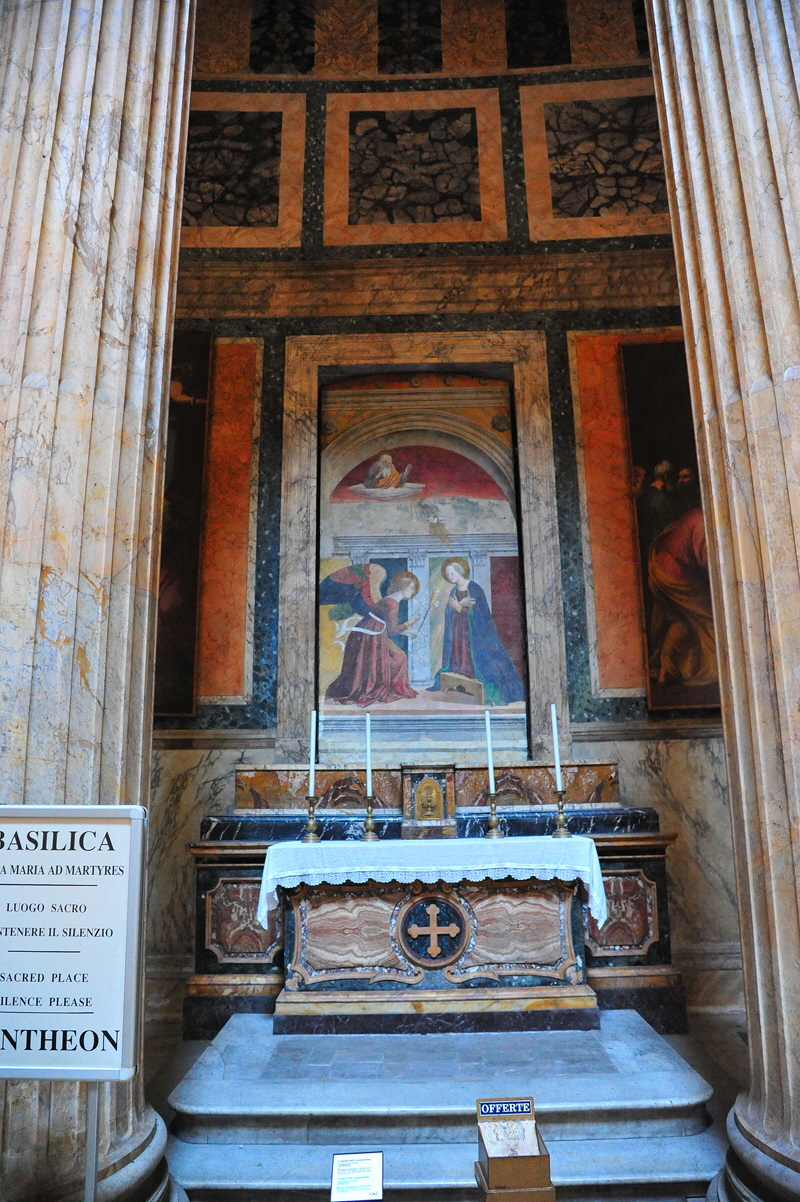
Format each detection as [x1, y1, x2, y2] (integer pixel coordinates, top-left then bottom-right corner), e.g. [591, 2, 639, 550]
[401, 765, 457, 838]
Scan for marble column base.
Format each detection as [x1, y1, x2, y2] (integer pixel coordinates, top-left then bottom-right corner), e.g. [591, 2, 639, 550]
[94, 1109, 169, 1202]
[707, 1110, 800, 1202]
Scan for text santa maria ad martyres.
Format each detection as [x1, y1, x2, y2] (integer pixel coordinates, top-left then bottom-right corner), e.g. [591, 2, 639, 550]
[0, 810, 142, 1077]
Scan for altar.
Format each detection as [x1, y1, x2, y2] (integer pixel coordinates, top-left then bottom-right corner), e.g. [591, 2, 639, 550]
[259, 836, 607, 1033]
[185, 760, 685, 1040]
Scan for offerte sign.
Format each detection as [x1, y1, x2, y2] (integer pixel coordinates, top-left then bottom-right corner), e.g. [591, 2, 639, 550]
[0, 806, 145, 1081]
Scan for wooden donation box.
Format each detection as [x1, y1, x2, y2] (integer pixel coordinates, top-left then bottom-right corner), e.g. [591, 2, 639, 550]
[257, 837, 607, 1034]
[476, 1098, 554, 1202]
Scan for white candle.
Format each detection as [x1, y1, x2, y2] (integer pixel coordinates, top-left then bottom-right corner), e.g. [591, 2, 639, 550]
[485, 709, 495, 793]
[551, 702, 563, 792]
[365, 711, 372, 796]
[309, 710, 316, 796]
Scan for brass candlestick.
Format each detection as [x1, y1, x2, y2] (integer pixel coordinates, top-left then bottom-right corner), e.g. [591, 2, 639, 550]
[552, 788, 572, 838]
[361, 795, 379, 841]
[301, 794, 320, 843]
[485, 792, 504, 839]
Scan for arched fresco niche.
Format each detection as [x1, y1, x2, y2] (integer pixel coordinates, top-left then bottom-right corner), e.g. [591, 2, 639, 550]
[317, 373, 528, 764]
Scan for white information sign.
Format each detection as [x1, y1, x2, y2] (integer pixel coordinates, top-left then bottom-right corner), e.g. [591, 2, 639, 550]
[330, 1152, 384, 1202]
[0, 806, 145, 1081]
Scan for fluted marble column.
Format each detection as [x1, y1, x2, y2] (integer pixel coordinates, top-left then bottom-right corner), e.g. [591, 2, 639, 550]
[0, 1, 192, 1198]
[648, 1, 800, 1198]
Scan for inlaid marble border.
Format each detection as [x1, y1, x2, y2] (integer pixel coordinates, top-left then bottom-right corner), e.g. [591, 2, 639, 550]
[276, 331, 568, 761]
[520, 78, 671, 242]
[569, 327, 683, 699]
[323, 90, 507, 245]
[181, 93, 306, 247]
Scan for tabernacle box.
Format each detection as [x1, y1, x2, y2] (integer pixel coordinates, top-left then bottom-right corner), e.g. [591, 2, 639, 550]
[401, 766, 457, 839]
[475, 1097, 555, 1202]
[0, 806, 146, 1081]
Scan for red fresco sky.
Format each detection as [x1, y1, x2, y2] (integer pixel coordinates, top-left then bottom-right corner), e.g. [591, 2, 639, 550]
[332, 445, 506, 501]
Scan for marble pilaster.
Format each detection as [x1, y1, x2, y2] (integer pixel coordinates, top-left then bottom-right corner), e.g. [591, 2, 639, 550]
[649, 0, 800, 1195]
[0, 0, 192, 1198]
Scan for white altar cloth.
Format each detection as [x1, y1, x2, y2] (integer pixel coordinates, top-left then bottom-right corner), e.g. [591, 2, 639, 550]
[256, 835, 607, 928]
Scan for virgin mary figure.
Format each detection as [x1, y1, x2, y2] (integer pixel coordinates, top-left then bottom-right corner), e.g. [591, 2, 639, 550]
[325, 571, 421, 707]
[430, 557, 525, 706]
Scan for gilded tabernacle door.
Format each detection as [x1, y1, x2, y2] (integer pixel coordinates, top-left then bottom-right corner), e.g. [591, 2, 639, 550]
[318, 373, 529, 764]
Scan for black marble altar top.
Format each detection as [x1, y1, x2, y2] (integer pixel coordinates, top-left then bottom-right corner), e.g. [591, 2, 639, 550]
[199, 806, 660, 843]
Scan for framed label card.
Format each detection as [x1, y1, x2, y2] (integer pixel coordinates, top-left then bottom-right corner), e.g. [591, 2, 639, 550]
[331, 1151, 384, 1202]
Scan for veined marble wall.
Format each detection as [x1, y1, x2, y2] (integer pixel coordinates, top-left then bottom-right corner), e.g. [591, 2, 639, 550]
[574, 735, 742, 1011]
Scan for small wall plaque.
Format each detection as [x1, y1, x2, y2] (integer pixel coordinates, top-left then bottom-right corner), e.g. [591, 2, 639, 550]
[475, 1096, 555, 1202]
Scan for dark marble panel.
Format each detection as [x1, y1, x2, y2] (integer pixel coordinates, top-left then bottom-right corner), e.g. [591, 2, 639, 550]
[504, 0, 571, 69]
[377, 0, 443, 75]
[183, 110, 282, 227]
[250, 0, 315, 74]
[273, 1007, 600, 1034]
[183, 994, 276, 1041]
[593, 984, 687, 1034]
[349, 108, 480, 225]
[185, 72, 657, 260]
[198, 806, 661, 842]
[631, 0, 650, 57]
[545, 96, 667, 218]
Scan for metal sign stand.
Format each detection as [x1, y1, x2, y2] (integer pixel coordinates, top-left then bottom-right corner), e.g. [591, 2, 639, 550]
[84, 1081, 100, 1202]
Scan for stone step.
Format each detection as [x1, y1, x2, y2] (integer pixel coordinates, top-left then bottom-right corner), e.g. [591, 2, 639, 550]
[168, 1011, 713, 1146]
[166, 1131, 726, 1201]
[165, 1011, 726, 1200]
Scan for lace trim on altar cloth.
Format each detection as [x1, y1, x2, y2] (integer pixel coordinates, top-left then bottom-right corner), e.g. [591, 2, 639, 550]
[257, 841, 607, 929]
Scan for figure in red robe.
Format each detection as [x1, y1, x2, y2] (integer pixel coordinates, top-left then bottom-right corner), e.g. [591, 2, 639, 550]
[326, 571, 420, 707]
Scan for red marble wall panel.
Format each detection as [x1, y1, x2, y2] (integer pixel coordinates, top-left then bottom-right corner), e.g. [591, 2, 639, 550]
[440, 0, 507, 73]
[196, 340, 260, 701]
[586, 870, 659, 956]
[565, 0, 639, 64]
[206, 878, 276, 962]
[315, 0, 378, 75]
[570, 329, 683, 693]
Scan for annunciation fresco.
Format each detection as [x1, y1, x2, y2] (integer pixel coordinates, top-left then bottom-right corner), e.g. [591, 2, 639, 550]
[621, 342, 720, 710]
[318, 375, 527, 734]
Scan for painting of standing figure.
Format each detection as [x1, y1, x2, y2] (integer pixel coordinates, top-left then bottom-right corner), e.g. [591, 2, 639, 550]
[622, 342, 720, 709]
[430, 557, 525, 706]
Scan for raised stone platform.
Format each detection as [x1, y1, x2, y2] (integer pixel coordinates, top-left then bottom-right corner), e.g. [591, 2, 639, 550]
[166, 1010, 726, 1200]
